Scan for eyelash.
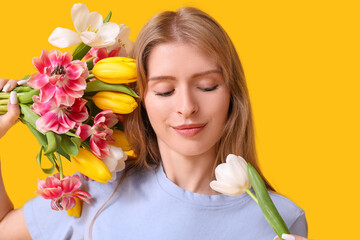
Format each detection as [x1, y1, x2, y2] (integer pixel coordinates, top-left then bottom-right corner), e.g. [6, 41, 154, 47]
[154, 85, 219, 97]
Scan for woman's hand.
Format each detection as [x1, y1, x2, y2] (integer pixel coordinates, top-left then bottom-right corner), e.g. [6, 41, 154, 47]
[274, 234, 311, 240]
[0, 79, 20, 139]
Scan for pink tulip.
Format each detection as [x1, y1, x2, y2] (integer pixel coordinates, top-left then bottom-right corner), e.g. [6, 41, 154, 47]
[35, 173, 91, 211]
[28, 49, 89, 107]
[75, 110, 119, 159]
[84, 47, 122, 65]
[31, 96, 89, 134]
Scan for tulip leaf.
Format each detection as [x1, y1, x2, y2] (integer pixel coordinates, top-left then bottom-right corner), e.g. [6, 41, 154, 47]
[86, 58, 95, 70]
[36, 146, 55, 175]
[44, 132, 62, 155]
[65, 131, 80, 138]
[43, 154, 57, 175]
[247, 163, 290, 239]
[61, 135, 82, 156]
[85, 80, 139, 98]
[71, 43, 91, 60]
[56, 146, 71, 161]
[20, 104, 40, 129]
[22, 119, 47, 146]
[103, 11, 112, 23]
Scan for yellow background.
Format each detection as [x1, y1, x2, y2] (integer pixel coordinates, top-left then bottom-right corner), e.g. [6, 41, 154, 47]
[1, 0, 359, 239]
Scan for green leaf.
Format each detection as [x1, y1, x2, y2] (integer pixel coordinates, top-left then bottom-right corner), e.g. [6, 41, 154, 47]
[103, 11, 112, 23]
[56, 147, 71, 161]
[36, 146, 55, 175]
[247, 163, 290, 239]
[22, 119, 46, 146]
[71, 42, 91, 60]
[60, 135, 82, 156]
[86, 58, 95, 70]
[44, 132, 62, 155]
[84, 80, 139, 98]
[20, 104, 40, 129]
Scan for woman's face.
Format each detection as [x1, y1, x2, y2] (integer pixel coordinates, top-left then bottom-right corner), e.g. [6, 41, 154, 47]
[144, 42, 230, 158]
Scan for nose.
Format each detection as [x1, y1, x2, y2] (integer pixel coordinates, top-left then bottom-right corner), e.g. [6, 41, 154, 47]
[176, 87, 198, 117]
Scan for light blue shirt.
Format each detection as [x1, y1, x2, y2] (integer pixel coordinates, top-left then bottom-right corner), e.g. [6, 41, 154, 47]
[24, 163, 308, 239]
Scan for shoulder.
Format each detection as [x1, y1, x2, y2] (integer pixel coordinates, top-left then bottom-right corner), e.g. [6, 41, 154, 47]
[268, 192, 308, 236]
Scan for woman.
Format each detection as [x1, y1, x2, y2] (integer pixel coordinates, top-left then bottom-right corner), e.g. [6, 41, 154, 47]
[0, 7, 309, 240]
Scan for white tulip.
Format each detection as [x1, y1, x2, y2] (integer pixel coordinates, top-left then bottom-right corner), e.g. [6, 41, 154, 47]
[107, 24, 135, 58]
[102, 145, 128, 182]
[210, 154, 251, 196]
[48, 3, 120, 48]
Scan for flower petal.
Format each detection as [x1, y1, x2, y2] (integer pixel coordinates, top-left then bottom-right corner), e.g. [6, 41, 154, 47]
[71, 3, 90, 32]
[85, 12, 103, 32]
[27, 73, 49, 89]
[75, 124, 92, 141]
[209, 181, 245, 196]
[32, 49, 51, 74]
[48, 27, 82, 48]
[61, 196, 76, 210]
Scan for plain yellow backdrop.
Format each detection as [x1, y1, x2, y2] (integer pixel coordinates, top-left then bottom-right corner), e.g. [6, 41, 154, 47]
[0, 0, 359, 239]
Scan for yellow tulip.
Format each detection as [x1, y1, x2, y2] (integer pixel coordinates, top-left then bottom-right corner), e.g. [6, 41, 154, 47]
[110, 129, 137, 158]
[92, 57, 137, 84]
[70, 148, 112, 183]
[93, 91, 138, 114]
[66, 198, 82, 218]
[110, 130, 131, 151]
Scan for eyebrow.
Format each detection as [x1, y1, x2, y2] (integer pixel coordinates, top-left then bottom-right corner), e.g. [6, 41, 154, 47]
[148, 69, 222, 81]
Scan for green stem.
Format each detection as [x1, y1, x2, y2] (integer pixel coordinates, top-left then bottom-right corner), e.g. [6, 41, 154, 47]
[56, 152, 64, 180]
[0, 106, 7, 112]
[245, 188, 259, 204]
[0, 92, 10, 99]
[0, 99, 8, 105]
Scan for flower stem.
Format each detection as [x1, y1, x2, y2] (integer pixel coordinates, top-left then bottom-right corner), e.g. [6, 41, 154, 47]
[245, 188, 259, 204]
[0, 106, 7, 112]
[0, 92, 10, 99]
[0, 99, 9, 105]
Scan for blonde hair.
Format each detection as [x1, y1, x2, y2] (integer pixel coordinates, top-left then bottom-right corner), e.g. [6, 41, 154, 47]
[89, 7, 274, 238]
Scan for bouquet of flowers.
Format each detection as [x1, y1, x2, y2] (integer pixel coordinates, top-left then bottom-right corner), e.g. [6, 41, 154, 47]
[0, 3, 138, 216]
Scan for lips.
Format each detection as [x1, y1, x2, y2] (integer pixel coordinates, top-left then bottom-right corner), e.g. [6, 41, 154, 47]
[172, 123, 206, 137]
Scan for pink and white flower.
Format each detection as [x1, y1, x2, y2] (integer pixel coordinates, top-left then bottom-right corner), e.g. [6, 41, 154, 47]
[84, 47, 122, 65]
[76, 110, 118, 159]
[28, 49, 89, 107]
[35, 173, 91, 211]
[31, 96, 89, 134]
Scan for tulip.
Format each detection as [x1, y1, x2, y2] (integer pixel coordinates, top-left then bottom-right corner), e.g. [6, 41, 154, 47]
[210, 154, 252, 197]
[102, 145, 127, 182]
[93, 91, 137, 114]
[70, 148, 112, 183]
[210, 154, 291, 240]
[66, 197, 83, 217]
[110, 129, 132, 151]
[35, 173, 91, 211]
[48, 3, 120, 49]
[92, 57, 137, 84]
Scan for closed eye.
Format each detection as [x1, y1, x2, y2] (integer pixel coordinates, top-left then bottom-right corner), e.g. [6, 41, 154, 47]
[199, 85, 218, 92]
[155, 89, 175, 96]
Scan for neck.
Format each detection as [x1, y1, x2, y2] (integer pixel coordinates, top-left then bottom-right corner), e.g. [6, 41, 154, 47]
[157, 140, 220, 195]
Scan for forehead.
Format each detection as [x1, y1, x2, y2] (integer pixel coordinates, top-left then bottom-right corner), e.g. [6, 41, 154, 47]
[146, 42, 219, 80]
